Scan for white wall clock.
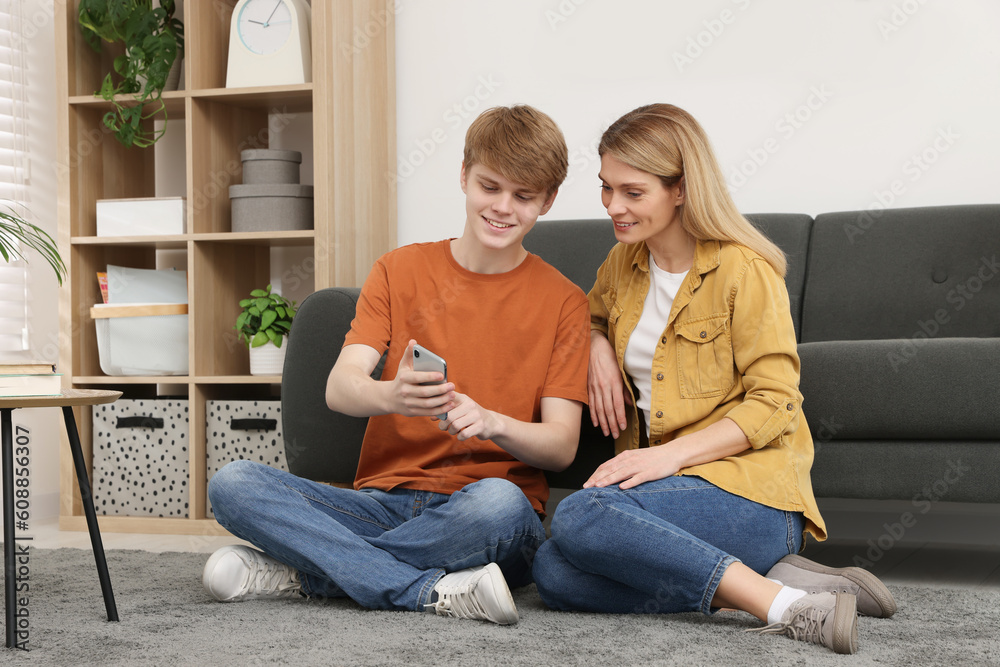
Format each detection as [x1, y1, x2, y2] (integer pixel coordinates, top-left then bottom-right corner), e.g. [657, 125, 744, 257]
[226, 0, 312, 88]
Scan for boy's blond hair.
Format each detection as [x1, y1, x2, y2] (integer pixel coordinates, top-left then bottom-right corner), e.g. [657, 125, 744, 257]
[463, 105, 568, 196]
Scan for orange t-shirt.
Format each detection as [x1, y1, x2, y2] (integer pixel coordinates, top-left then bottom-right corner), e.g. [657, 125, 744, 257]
[344, 240, 590, 514]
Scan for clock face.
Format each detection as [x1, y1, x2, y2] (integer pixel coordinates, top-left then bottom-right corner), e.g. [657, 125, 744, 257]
[237, 0, 293, 55]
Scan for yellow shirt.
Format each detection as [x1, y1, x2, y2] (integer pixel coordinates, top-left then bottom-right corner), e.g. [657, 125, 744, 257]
[588, 239, 827, 542]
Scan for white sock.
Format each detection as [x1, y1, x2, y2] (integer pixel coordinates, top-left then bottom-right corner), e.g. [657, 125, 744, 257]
[767, 586, 807, 625]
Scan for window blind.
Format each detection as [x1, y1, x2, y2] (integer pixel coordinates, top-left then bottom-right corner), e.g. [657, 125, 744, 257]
[0, 0, 30, 352]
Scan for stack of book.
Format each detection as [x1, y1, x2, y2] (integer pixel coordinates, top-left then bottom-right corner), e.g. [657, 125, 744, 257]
[0, 362, 62, 397]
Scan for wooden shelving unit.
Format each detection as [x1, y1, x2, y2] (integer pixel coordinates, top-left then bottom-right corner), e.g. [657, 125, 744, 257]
[55, 0, 397, 535]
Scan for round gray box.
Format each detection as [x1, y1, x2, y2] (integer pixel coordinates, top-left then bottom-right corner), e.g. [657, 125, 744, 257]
[241, 149, 302, 185]
[230, 184, 314, 232]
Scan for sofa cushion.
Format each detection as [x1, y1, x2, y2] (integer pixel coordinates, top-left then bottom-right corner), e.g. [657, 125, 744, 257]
[810, 440, 998, 502]
[798, 338, 1000, 440]
[523, 219, 619, 293]
[801, 204, 1000, 342]
[746, 213, 813, 340]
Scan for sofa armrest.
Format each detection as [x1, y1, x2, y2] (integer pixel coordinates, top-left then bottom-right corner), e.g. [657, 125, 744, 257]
[282, 287, 367, 484]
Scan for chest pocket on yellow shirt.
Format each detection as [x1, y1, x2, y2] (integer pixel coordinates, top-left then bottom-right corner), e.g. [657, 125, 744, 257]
[675, 314, 736, 398]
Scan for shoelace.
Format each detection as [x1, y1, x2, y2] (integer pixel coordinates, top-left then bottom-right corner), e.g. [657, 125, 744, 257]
[245, 556, 301, 597]
[425, 577, 487, 620]
[748, 603, 828, 646]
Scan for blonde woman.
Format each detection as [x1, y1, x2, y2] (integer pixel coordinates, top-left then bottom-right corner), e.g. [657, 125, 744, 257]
[532, 104, 895, 654]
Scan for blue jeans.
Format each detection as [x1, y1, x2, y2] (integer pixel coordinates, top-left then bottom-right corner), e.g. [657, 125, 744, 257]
[533, 476, 804, 615]
[208, 460, 546, 611]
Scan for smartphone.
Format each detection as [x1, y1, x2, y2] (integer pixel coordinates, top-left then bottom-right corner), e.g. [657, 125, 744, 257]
[412, 344, 448, 420]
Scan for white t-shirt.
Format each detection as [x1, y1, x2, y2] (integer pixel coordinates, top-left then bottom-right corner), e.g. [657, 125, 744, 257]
[623, 253, 688, 437]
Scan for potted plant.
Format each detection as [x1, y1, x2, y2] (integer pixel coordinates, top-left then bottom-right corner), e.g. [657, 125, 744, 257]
[235, 284, 296, 376]
[1, 203, 67, 285]
[78, 0, 184, 148]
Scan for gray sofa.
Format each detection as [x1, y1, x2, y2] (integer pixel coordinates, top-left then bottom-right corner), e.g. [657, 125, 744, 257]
[281, 204, 1000, 508]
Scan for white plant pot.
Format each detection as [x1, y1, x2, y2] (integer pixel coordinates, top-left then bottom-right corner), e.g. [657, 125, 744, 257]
[249, 340, 287, 376]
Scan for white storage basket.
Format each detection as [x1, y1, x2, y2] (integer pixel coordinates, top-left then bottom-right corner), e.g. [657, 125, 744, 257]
[205, 400, 288, 517]
[92, 399, 190, 517]
[92, 303, 189, 376]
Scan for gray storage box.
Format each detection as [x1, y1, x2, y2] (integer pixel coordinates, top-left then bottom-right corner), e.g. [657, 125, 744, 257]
[205, 399, 288, 517]
[229, 184, 314, 232]
[92, 399, 189, 517]
[241, 149, 301, 185]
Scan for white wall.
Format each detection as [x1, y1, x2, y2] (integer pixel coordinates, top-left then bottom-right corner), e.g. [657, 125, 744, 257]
[394, 0, 1000, 245]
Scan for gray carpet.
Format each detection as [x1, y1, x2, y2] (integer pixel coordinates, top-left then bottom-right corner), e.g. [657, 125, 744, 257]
[2, 546, 998, 666]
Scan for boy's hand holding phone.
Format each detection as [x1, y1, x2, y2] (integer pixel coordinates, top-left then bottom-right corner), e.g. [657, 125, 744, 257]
[388, 340, 454, 418]
[411, 343, 449, 420]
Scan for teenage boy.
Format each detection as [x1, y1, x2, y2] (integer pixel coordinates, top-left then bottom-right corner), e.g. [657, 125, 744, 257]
[203, 105, 589, 625]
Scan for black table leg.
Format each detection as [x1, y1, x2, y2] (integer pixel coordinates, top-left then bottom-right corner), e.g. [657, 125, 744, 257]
[62, 406, 118, 622]
[2, 409, 14, 647]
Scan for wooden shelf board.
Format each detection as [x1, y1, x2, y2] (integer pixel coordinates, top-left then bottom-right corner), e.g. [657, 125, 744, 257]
[191, 375, 283, 385]
[68, 90, 187, 116]
[72, 376, 284, 385]
[72, 235, 189, 249]
[73, 376, 190, 385]
[190, 84, 313, 113]
[72, 231, 315, 247]
[193, 230, 315, 246]
[60, 514, 231, 536]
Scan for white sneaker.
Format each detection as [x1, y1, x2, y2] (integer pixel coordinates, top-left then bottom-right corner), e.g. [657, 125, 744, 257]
[203, 545, 302, 602]
[424, 563, 518, 625]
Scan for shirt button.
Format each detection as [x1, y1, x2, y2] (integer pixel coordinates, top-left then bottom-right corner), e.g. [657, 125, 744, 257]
[786, 403, 794, 411]
[661, 336, 667, 344]
[653, 439, 661, 445]
[700, 331, 707, 338]
[655, 411, 663, 418]
[656, 373, 664, 381]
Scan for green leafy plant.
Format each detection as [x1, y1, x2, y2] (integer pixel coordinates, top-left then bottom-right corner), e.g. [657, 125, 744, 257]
[0, 203, 67, 285]
[235, 284, 297, 349]
[78, 0, 184, 148]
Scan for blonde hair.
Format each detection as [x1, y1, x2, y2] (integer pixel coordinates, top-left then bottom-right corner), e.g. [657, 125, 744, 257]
[599, 104, 786, 277]
[464, 105, 568, 196]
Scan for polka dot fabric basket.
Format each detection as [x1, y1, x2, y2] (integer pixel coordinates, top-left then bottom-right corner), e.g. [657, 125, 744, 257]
[205, 400, 288, 517]
[91, 399, 189, 517]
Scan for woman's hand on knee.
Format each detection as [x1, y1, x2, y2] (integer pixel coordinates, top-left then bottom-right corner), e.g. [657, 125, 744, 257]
[583, 447, 682, 490]
[588, 332, 630, 439]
